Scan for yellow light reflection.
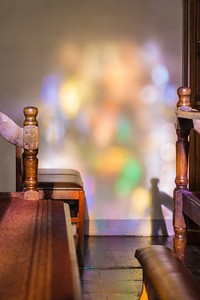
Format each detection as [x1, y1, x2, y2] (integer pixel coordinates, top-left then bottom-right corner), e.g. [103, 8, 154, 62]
[93, 147, 130, 175]
[130, 187, 150, 215]
[59, 79, 82, 119]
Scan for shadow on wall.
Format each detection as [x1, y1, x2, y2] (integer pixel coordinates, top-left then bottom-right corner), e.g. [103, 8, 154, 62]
[150, 178, 173, 236]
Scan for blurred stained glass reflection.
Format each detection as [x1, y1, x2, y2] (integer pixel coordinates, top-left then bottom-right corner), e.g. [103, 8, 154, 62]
[38, 38, 178, 222]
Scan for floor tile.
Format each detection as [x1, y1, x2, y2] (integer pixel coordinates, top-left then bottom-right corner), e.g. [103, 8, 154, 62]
[106, 295, 138, 300]
[100, 269, 142, 281]
[83, 293, 107, 300]
[82, 280, 104, 294]
[81, 269, 101, 281]
[89, 254, 116, 268]
[103, 280, 138, 295]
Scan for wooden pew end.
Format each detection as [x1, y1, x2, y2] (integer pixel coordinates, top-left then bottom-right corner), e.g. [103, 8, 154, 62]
[135, 245, 200, 300]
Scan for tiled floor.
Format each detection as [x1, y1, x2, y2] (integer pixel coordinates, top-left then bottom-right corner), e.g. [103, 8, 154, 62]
[80, 236, 200, 300]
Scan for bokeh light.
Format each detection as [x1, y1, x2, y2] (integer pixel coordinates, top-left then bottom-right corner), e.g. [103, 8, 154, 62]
[161, 83, 177, 106]
[38, 39, 178, 235]
[59, 79, 82, 119]
[130, 187, 151, 216]
[41, 74, 61, 106]
[151, 64, 169, 87]
[140, 42, 161, 65]
[140, 84, 159, 104]
[114, 157, 143, 197]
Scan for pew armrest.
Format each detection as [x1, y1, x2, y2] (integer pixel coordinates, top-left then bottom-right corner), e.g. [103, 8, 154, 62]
[135, 246, 200, 300]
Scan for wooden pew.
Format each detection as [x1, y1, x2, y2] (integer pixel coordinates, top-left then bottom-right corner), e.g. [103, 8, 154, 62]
[135, 246, 200, 300]
[16, 108, 85, 266]
[134, 87, 200, 300]
[0, 107, 82, 299]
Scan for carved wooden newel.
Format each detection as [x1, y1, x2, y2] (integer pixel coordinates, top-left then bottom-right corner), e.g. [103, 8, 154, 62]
[23, 107, 39, 200]
[173, 87, 193, 261]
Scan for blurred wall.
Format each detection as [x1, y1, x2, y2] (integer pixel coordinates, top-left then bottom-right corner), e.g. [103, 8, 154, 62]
[0, 0, 182, 235]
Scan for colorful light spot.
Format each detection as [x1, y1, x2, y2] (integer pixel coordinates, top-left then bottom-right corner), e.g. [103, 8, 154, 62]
[41, 74, 61, 105]
[161, 84, 177, 105]
[114, 157, 142, 197]
[116, 116, 132, 144]
[151, 64, 169, 87]
[59, 79, 82, 119]
[93, 147, 130, 175]
[130, 187, 150, 215]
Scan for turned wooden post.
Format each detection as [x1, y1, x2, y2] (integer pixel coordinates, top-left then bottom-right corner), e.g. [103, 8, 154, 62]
[173, 87, 192, 261]
[23, 107, 39, 200]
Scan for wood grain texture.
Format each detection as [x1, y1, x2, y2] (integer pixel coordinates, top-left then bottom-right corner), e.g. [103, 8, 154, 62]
[0, 198, 81, 300]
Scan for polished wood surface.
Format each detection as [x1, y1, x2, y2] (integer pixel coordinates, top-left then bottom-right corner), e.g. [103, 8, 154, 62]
[0, 197, 82, 300]
[135, 246, 200, 300]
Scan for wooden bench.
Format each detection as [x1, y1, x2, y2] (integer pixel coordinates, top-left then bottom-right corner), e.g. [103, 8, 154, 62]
[0, 107, 82, 299]
[135, 245, 200, 300]
[16, 107, 85, 266]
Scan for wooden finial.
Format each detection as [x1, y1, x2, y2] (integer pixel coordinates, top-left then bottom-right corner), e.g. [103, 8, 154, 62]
[23, 106, 39, 200]
[23, 106, 38, 126]
[177, 87, 191, 108]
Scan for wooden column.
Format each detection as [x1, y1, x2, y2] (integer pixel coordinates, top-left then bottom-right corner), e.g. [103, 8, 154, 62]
[173, 87, 192, 261]
[23, 106, 39, 200]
